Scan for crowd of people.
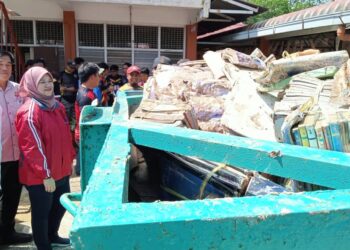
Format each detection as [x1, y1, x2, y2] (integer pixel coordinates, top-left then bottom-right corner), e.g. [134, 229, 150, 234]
[0, 51, 171, 250]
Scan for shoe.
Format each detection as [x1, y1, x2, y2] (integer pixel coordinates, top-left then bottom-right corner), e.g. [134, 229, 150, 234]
[50, 236, 71, 247]
[2, 231, 33, 244]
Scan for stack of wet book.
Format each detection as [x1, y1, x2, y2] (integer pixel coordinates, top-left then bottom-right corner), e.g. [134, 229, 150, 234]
[290, 110, 350, 152]
[274, 75, 333, 116]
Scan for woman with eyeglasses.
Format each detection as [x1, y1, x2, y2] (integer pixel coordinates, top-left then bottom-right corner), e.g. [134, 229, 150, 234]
[15, 66, 75, 250]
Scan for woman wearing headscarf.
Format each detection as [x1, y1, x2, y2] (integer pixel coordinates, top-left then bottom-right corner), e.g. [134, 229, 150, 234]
[15, 66, 75, 250]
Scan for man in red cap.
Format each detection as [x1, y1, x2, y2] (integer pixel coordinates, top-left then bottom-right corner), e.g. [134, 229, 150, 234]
[119, 65, 143, 91]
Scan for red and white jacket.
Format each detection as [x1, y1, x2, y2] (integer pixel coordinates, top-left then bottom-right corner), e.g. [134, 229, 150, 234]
[15, 99, 75, 186]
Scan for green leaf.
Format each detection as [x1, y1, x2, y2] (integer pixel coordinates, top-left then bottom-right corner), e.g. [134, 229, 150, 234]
[246, 0, 330, 25]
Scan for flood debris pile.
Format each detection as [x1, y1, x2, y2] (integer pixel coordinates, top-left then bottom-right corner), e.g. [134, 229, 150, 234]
[132, 48, 278, 140]
[129, 48, 350, 201]
[133, 48, 350, 150]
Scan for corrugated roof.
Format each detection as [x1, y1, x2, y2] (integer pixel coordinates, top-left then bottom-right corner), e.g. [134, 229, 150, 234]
[249, 0, 350, 30]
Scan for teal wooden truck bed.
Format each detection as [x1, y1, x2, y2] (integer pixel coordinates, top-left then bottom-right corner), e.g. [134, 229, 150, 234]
[61, 91, 350, 250]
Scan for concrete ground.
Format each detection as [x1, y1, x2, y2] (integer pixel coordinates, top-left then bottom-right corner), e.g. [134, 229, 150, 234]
[2, 176, 81, 250]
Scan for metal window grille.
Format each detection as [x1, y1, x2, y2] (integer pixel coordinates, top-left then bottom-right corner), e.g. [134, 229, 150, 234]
[134, 26, 158, 49]
[161, 27, 184, 50]
[11, 20, 33, 44]
[78, 48, 104, 63]
[36, 21, 63, 45]
[107, 49, 132, 71]
[107, 25, 131, 48]
[134, 50, 158, 70]
[58, 47, 65, 71]
[160, 51, 183, 64]
[78, 23, 104, 47]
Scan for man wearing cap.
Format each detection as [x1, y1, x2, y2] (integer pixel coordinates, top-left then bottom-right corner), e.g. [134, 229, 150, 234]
[119, 65, 143, 91]
[59, 60, 79, 132]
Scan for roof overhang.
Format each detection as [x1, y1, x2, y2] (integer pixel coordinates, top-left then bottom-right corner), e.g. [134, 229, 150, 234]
[208, 0, 350, 42]
[197, 0, 265, 35]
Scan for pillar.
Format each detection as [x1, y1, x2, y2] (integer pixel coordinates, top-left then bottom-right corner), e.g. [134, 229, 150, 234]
[63, 11, 76, 63]
[186, 23, 198, 60]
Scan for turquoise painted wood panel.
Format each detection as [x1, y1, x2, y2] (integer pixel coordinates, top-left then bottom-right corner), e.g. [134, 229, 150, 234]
[71, 92, 350, 250]
[79, 106, 112, 191]
[129, 121, 350, 189]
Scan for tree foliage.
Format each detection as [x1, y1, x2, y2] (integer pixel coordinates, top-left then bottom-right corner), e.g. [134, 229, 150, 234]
[246, 0, 330, 24]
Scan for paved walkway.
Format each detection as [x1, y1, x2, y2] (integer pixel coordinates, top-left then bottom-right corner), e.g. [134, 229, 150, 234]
[2, 176, 81, 250]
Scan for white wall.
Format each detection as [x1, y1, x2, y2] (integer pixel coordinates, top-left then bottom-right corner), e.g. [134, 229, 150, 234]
[73, 3, 198, 26]
[70, 0, 203, 9]
[3, 0, 63, 20]
[4, 0, 199, 26]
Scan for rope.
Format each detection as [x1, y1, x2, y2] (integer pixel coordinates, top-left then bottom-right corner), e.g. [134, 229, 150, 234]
[199, 164, 227, 199]
[160, 185, 189, 200]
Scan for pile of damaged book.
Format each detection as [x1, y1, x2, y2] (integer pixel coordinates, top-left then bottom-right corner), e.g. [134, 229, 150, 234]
[132, 48, 278, 140]
[274, 54, 350, 152]
[288, 110, 350, 152]
[129, 47, 350, 196]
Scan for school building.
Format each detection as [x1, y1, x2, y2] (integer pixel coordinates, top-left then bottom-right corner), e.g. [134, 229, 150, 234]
[3, 0, 263, 73]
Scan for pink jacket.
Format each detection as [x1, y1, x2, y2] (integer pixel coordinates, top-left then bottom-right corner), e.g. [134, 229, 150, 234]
[0, 81, 23, 163]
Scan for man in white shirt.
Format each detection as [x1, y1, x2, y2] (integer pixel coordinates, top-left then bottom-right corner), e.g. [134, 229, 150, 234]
[0, 51, 32, 245]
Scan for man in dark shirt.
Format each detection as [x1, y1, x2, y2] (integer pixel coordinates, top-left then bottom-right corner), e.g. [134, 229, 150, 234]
[106, 64, 123, 90]
[60, 60, 79, 131]
[105, 64, 123, 106]
[74, 62, 99, 175]
[121, 62, 131, 85]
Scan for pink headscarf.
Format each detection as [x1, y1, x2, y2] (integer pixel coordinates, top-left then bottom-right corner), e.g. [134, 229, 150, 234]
[19, 66, 57, 109]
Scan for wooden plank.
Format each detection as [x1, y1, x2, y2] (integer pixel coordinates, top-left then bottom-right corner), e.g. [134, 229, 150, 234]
[129, 121, 350, 189]
[73, 188, 350, 250]
[74, 118, 350, 249]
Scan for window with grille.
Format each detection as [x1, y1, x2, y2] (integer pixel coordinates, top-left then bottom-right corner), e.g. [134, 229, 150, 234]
[79, 48, 104, 63]
[11, 20, 33, 44]
[78, 23, 104, 47]
[36, 21, 63, 45]
[77, 24, 185, 65]
[134, 50, 158, 70]
[107, 25, 131, 48]
[57, 47, 65, 72]
[161, 51, 183, 64]
[107, 49, 132, 71]
[161, 27, 184, 50]
[134, 26, 158, 49]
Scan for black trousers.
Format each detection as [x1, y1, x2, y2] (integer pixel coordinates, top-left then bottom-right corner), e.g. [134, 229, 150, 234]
[0, 161, 22, 235]
[26, 176, 70, 250]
